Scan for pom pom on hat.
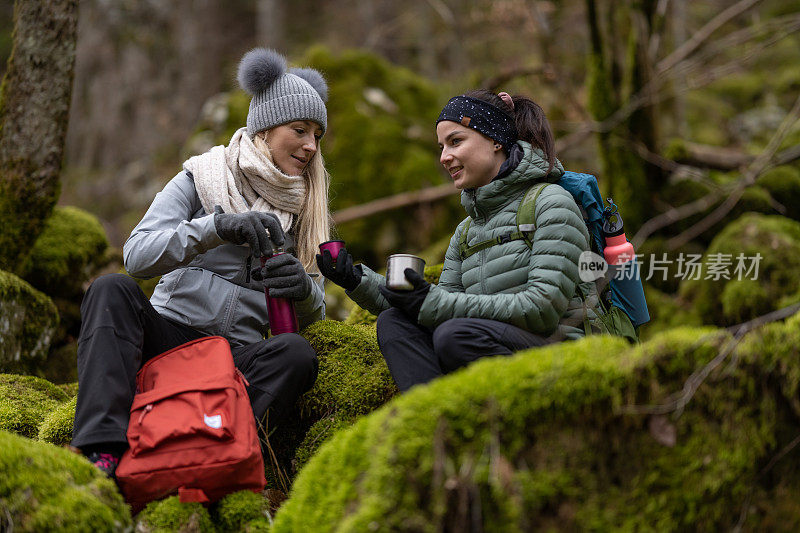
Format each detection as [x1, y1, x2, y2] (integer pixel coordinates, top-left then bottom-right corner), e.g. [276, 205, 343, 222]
[238, 47, 328, 136]
[290, 68, 328, 102]
[237, 48, 287, 96]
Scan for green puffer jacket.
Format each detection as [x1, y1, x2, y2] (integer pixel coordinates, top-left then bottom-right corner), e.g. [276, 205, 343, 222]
[348, 141, 601, 340]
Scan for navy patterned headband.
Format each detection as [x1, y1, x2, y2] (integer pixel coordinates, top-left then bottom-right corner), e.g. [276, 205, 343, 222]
[436, 95, 517, 151]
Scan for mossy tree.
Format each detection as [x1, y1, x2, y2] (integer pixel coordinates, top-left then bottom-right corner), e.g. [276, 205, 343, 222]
[585, 0, 662, 231]
[0, 0, 78, 272]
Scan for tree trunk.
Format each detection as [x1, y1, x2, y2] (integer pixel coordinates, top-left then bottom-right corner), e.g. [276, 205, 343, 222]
[0, 0, 78, 272]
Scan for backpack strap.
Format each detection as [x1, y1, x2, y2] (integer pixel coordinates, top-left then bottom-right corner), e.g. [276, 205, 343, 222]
[516, 182, 550, 247]
[458, 218, 473, 259]
[458, 183, 550, 260]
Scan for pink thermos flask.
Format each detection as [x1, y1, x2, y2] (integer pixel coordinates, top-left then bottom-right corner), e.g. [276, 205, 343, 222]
[260, 252, 299, 335]
[602, 198, 635, 265]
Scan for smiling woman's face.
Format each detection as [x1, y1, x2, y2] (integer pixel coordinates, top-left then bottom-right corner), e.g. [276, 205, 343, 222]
[264, 120, 323, 176]
[436, 121, 505, 190]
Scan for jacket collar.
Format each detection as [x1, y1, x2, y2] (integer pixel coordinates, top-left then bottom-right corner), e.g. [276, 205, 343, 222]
[461, 140, 565, 221]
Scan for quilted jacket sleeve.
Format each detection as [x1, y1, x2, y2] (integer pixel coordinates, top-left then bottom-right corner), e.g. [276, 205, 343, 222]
[418, 187, 586, 335]
[345, 264, 390, 316]
[124, 171, 225, 278]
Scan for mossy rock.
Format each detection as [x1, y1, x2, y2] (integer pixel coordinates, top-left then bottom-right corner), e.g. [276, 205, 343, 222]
[136, 496, 215, 532]
[212, 490, 271, 532]
[680, 213, 800, 326]
[639, 286, 702, 341]
[19, 206, 109, 299]
[38, 395, 76, 446]
[0, 373, 69, 438]
[273, 322, 800, 531]
[294, 320, 397, 464]
[0, 430, 131, 532]
[757, 165, 800, 222]
[0, 269, 59, 374]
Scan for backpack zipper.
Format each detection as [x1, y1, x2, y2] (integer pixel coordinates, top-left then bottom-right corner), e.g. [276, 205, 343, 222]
[138, 404, 153, 424]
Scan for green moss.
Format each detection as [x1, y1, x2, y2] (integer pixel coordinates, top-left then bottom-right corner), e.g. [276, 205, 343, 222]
[663, 138, 691, 162]
[19, 206, 109, 299]
[293, 320, 396, 465]
[720, 279, 771, 324]
[639, 286, 702, 341]
[343, 305, 377, 327]
[0, 269, 59, 374]
[0, 373, 69, 438]
[680, 213, 800, 326]
[273, 323, 800, 531]
[757, 165, 800, 221]
[38, 395, 76, 446]
[137, 496, 216, 533]
[213, 490, 269, 532]
[58, 381, 79, 397]
[0, 430, 131, 531]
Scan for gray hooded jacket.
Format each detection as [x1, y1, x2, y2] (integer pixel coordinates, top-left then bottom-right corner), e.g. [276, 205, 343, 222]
[123, 170, 325, 347]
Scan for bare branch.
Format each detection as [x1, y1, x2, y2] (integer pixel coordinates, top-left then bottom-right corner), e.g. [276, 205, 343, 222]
[656, 0, 763, 73]
[666, 94, 800, 250]
[332, 183, 457, 224]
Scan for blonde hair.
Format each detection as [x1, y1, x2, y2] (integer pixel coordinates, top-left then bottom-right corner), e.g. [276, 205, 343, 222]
[254, 131, 331, 273]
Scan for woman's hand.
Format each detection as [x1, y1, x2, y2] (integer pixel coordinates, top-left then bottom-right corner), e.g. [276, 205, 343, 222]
[316, 248, 362, 291]
[213, 205, 285, 257]
[252, 253, 312, 300]
[378, 269, 431, 320]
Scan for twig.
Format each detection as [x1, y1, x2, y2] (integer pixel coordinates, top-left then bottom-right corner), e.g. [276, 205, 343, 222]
[332, 183, 457, 224]
[733, 432, 800, 532]
[656, 0, 763, 73]
[666, 94, 800, 250]
[726, 302, 800, 337]
[622, 302, 800, 417]
[257, 411, 289, 493]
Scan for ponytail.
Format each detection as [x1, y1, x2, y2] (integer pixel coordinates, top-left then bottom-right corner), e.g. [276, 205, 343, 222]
[463, 89, 557, 174]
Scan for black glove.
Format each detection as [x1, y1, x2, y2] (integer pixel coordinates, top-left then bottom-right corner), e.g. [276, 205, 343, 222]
[378, 268, 431, 320]
[251, 253, 312, 300]
[315, 248, 362, 291]
[213, 205, 285, 257]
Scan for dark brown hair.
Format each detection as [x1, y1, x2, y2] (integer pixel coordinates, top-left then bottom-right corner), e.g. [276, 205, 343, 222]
[464, 89, 557, 174]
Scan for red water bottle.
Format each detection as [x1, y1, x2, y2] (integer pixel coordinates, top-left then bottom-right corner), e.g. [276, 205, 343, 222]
[260, 251, 299, 335]
[602, 198, 635, 265]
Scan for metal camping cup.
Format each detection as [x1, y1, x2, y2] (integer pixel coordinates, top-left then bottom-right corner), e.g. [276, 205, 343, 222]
[385, 254, 426, 291]
[260, 253, 300, 335]
[319, 240, 345, 260]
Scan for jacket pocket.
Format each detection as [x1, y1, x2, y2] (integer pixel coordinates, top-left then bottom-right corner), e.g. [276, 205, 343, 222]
[128, 386, 236, 456]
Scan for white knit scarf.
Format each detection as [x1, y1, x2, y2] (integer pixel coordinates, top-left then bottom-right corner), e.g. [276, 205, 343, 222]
[184, 127, 307, 231]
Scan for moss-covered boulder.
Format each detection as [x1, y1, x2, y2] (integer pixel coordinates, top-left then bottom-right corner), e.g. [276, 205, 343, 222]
[38, 395, 77, 446]
[640, 286, 702, 341]
[0, 270, 59, 373]
[293, 320, 397, 467]
[19, 206, 110, 299]
[680, 213, 800, 326]
[757, 164, 800, 222]
[136, 496, 215, 532]
[0, 430, 131, 531]
[0, 373, 69, 438]
[273, 318, 800, 531]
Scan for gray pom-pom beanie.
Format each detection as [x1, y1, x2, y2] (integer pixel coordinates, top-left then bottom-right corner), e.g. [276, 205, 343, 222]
[237, 48, 328, 137]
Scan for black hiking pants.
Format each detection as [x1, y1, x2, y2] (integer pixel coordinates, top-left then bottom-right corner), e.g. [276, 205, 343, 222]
[71, 273, 318, 449]
[376, 307, 550, 392]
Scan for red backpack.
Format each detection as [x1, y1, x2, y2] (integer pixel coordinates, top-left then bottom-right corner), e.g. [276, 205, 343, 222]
[116, 336, 265, 510]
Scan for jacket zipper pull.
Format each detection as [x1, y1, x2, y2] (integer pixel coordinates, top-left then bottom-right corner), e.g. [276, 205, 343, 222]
[138, 404, 153, 424]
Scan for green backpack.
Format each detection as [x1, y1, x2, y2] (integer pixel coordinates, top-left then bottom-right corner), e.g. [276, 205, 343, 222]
[457, 182, 639, 343]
